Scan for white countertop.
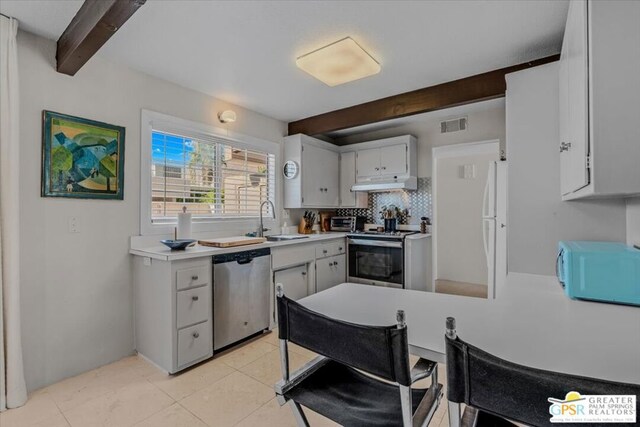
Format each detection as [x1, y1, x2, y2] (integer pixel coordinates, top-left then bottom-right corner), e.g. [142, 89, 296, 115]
[129, 232, 348, 261]
[298, 273, 640, 384]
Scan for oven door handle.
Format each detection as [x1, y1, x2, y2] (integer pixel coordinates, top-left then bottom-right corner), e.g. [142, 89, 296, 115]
[348, 239, 403, 248]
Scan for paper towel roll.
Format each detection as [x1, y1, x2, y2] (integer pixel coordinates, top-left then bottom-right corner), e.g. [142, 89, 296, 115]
[177, 212, 192, 239]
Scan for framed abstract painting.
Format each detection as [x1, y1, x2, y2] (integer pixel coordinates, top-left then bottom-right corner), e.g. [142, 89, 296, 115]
[41, 111, 125, 200]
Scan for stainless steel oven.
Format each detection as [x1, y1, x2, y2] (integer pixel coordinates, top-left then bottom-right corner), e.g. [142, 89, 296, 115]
[347, 236, 404, 288]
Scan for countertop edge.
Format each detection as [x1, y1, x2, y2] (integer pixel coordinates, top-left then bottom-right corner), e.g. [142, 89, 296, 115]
[130, 233, 348, 261]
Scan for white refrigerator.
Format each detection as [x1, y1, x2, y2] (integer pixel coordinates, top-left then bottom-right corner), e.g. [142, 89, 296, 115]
[482, 161, 507, 299]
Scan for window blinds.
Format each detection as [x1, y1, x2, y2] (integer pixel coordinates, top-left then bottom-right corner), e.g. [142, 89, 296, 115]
[151, 130, 275, 222]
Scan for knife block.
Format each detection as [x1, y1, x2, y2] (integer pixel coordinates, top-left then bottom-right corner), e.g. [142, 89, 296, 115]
[298, 219, 314, 234]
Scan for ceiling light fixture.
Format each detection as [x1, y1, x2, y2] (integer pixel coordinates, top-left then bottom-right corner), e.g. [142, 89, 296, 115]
[296, 37, 380, 87]
[218, 110, 236, 123]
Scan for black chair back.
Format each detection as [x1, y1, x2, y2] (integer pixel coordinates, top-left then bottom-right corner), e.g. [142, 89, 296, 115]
[277, 294, 412, 386]
[446, 326, 640, 426]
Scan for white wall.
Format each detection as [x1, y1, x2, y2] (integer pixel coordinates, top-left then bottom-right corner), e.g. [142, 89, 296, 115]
[334, 102, 506, 178]
[627, 198, 640, 246]
[17, 31, 286, 391]
[506, 63, 627, 276]
[435, 152, 498, 285]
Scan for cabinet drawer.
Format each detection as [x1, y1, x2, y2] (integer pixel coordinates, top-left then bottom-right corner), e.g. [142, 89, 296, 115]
[176, 286, 211, 329]
[176, 265, 210, 290]
[316, 240, 346, 259]
[177, 320, 212, 368]
[272, 244, 316, 270]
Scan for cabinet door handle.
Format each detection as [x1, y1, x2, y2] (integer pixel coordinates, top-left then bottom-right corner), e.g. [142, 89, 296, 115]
[381, 166, 386, 170]
[191, 275, 199, 281]
[192, 332, 200, 339]
[338, 247, 343, 251]
[375, 167, 380, 171]
[323, 249, 328, 254]
[559, 142, 572, 152]
[192, 295, 199, 301]
[301, 271, 307, 276]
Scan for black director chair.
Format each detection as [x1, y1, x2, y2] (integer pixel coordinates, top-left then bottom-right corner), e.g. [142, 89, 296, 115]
[445, 317, 640, 427]
[274, 284, 443, 427]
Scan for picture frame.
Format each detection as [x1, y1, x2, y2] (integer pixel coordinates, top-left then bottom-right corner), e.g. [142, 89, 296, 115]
[41, 110, 125, 200]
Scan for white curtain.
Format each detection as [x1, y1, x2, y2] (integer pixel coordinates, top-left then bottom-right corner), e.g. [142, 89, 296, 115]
[0, 15, 27, 411]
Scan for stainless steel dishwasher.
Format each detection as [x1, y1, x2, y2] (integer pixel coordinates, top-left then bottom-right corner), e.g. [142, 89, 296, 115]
[212, 247, 271, 350]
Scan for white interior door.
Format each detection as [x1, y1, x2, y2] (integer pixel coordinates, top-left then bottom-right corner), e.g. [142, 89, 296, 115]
[432, 140, 500, 295]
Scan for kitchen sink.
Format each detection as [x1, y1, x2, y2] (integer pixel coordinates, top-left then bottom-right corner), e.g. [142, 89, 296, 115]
[266, 234, 310, 242]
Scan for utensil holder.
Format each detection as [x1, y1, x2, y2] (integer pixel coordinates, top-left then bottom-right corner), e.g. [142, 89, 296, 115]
[298, 219, 314, 234]
[384, 218, 397, 232]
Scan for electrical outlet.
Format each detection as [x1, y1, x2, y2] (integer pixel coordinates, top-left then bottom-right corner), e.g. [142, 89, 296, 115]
[68, 216, 80, 233]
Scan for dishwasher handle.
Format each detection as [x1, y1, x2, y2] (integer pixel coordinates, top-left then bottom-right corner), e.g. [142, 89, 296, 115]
[236, 257, 253, 265]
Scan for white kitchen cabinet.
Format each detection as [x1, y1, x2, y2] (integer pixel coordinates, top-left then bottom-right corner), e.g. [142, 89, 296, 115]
[270, 237, 346, 326]
[559, 0, 640, 199]
[356, 144, 407, 181]
[339, 151, 368, 208]
[133, 256, 213, 373]
[274, 264, 311, 301]
[316, 255, 346, 293]
[284, 134, 340, 208]
[355, 148, 381, 179]
[379, 145, 408, 176]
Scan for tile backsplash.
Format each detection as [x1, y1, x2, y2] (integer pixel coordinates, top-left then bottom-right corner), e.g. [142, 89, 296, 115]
[336, 177, 432, 225]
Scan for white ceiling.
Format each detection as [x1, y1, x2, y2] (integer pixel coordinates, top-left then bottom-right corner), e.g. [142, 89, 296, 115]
[2, 0, 568, 123]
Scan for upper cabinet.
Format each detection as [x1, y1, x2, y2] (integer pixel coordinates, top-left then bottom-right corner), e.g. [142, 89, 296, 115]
[284, 134, 340, 209]
[284, 134, 417, 208]
[559, 0, 640, 200]
[356, 143, 408, 181]
[339, 151, 368, 208]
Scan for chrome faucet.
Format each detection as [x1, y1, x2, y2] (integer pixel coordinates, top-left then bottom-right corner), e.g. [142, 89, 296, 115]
[258, 200, 276, 237]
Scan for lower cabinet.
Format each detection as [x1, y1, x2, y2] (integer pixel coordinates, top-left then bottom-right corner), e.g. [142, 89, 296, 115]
[133, 256, 213, 373]
[177, 319, 212, 367]
[316, 254, 346, 293]
[274, 264, 311, 301]
[270, 237, 347, 327]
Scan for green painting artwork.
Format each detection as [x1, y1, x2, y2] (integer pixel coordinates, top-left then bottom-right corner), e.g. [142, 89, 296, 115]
[42, 111, 125, 199]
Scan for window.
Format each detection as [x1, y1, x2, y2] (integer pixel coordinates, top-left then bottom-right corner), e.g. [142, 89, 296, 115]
[141, 110, 278, 234]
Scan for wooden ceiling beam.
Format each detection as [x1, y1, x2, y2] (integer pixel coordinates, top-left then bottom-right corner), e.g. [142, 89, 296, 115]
[56, 0, 146, 76]
[288, 54, 560, 136]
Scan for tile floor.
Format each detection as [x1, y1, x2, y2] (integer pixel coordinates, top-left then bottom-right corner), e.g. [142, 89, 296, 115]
[435, 279, 488, 299]
[0, 331, 452, 427]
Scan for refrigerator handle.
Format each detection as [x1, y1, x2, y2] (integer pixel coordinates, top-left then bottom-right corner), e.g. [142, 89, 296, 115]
[482, 219, 489, 263]
[482, 163, 493, 218]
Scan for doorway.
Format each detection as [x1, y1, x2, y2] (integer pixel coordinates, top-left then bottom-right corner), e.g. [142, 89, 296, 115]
[432, 140, 502, 299]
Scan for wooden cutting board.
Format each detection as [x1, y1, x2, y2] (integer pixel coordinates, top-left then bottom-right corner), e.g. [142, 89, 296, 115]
[198, 236, 266, 248]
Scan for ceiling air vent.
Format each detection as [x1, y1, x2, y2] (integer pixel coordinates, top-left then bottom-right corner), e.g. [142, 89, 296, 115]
[440, 117, 467, 133]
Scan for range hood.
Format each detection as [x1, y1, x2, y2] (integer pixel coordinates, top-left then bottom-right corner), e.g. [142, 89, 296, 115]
[351, 176, 417, 192]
